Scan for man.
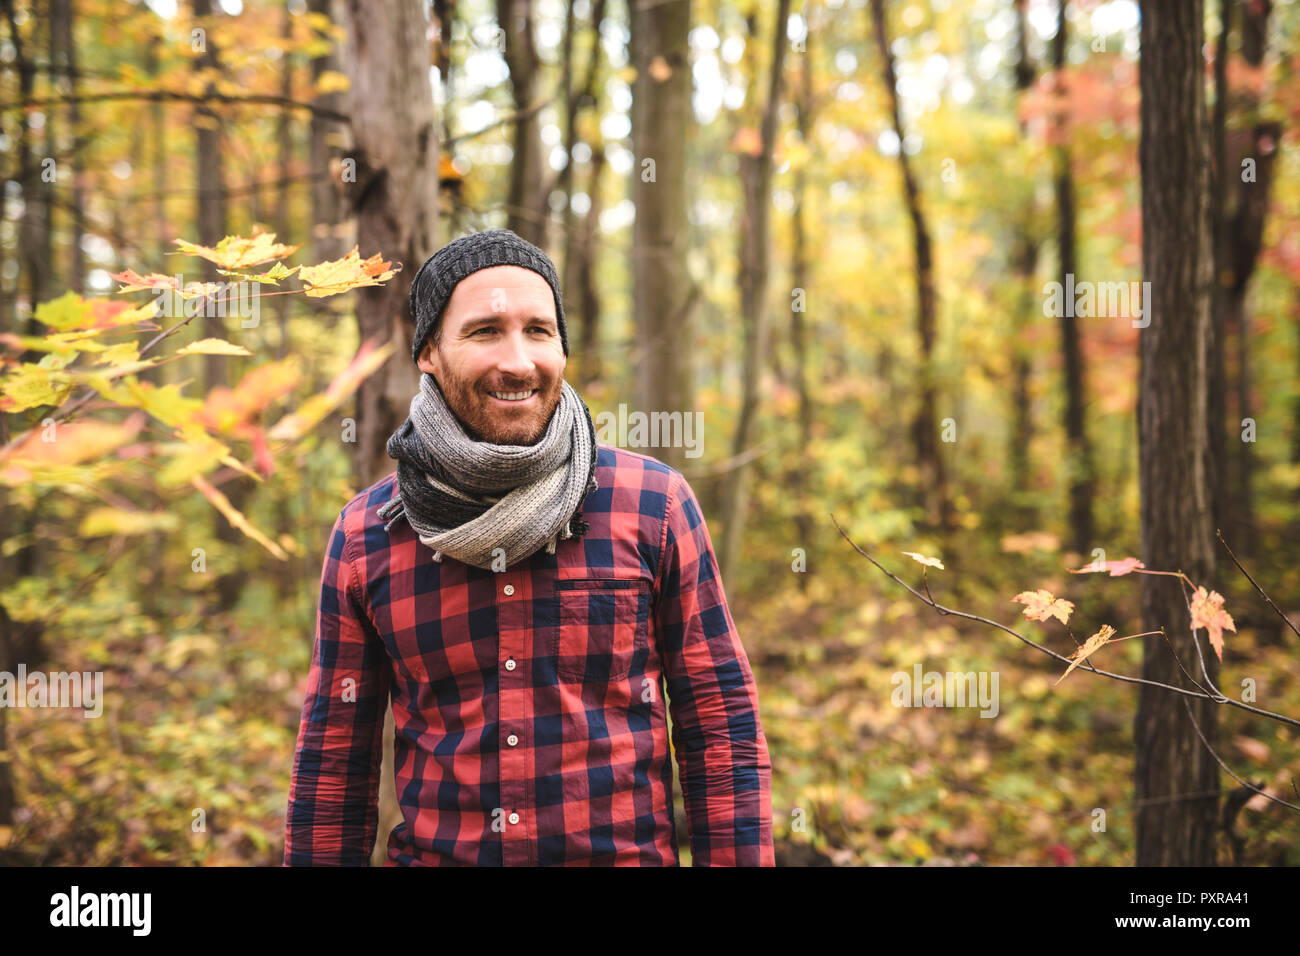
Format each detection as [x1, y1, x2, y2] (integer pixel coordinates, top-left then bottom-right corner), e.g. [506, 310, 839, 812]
[284, 228, 773, 866]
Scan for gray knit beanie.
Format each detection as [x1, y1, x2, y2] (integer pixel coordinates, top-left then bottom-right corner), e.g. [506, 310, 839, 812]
[409, 228, 569, 365]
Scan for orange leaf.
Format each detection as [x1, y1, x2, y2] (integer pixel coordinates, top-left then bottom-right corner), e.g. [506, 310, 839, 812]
[1056, 624, 1116, 684]
[0, 412, 147, 482]
[1012, 589, 1075, 625]
[1189, 586, 1235, 660]
[109, 269, 181, 294]
[1069, 556, 1145, 576]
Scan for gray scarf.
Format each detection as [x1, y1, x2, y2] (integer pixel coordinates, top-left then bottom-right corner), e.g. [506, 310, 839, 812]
[377, 371, 598, 570]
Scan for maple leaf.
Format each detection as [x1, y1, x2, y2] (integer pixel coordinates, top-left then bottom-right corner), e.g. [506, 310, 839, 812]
[1012, 589, 1075, 625]
[216, 261, 301, 285]
[902, 551, 944, 570]
[1056, 624, 1116, 684]
[172, 227, 300, 270]
[1189, 586, 1236, 660]
[1069, 556, 1145, 576]
[298, 247, 401, 298]
[109, 270, 181, 294]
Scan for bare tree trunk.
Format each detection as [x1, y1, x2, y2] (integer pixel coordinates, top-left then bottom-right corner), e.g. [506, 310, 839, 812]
[191, 0, 249, 612]
[309, 0, 348, 267]
[51, 0, 84, 292]
[1207, 0, 1232, 551]
[869, 0, 949, 531]
[0, 0, 41, 851]
[575, 144, 606, 390]
[718, 0, 790, 584]
[338, 0, 438, 866]
[1219, 0, 1277, 560]
[1052, 0, 1095, 555]
[631, 0, 697, 475]
[1135, 0, 1219, 867]
[789, 19, 817, 591]
[1009, 0, 1039, 528]
[497, 0, 547, 248]
[338, 0, 438, 490]
[560, 0, 607, 391]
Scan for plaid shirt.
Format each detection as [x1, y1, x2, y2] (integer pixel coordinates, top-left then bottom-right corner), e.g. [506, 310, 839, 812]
[284, 444, 774, 866]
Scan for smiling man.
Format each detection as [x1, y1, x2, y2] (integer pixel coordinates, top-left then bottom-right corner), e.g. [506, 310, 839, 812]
[284, 228, 773, 866]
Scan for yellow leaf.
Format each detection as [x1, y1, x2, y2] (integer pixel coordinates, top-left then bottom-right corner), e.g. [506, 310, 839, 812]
[216, 261, 300, 285]
[902, 550, 944, 570]
[0, 366, 76, 413]
[90, 341, 142, 367]
[315, 69, 350, 95]
[80, 507, 181, 537]
[33, 291, 91, 330]
[191, 474, 288, 560]
[172, 227, 300, 270]
[176, 338, 253, 358]
[298, 246, 401, 298]
[1056, 624, 1116, 684]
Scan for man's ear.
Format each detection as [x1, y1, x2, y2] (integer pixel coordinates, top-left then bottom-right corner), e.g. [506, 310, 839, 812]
[416, 339, 438, 377]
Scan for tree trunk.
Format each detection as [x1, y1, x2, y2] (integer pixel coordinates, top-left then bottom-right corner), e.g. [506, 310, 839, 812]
[497, 0, 547, 247]
[631, 0, 697, 475]
[718, 0, 790, 584]
[1218, 0, 1277, 560]
[1135, 0, 1219, 867]
[338, 0, 438, 490]
[870, 0, 949, 531]
[337, 0, 439, 866]
[789, 17, 817, 590]
[1009, 0, 1039, 528]
[1207, 0, 1232, 552]
[560, 0, 607, 392]
[1052, 0, 1095, 556]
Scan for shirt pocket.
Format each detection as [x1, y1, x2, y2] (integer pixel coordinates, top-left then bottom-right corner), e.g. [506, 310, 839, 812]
[554, 577, 651, 682]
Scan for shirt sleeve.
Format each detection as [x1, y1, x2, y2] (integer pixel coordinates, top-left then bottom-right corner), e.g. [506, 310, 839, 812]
[655, 471, 775, 866]
[283, 508, 392, 866]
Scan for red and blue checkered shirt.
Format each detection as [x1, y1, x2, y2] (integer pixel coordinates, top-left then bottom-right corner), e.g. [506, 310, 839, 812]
[284, 444, 774, 865]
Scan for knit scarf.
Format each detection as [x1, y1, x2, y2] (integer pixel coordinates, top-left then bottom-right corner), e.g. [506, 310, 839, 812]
[377, 371, 598, 570]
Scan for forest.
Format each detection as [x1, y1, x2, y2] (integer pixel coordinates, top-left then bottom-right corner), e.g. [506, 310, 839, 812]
[1, 0, 1298, 867]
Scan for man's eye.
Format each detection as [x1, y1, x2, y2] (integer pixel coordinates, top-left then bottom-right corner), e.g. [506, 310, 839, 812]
[472, 327, 494, 335]
[530, 326, 552, 334]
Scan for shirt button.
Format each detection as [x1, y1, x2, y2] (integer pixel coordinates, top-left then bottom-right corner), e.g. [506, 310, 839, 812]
[507, 733, 519, 747]
[504, 658, 517, 671]
[508, 811, 520, 825]
[503, 584, 515, 596]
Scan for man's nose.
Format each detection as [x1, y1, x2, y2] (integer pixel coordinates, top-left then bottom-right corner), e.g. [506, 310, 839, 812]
[494, 331, 536, 380]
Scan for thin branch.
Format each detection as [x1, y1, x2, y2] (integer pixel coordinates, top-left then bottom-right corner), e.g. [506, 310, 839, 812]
[10, 89, 350, 124]
[829, 513, 1300, 730]
[1179, 695, 1300, 813]
[1218, 527, 1300, 640]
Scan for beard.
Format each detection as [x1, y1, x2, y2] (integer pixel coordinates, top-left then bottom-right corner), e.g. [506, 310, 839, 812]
[433, 360, 564, 446]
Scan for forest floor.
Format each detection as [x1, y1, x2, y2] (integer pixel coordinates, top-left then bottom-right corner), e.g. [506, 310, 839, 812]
[735, 558, 1300, 866]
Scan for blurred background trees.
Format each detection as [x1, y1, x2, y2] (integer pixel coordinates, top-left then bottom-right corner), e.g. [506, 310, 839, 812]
[2, 0, 1298, 865]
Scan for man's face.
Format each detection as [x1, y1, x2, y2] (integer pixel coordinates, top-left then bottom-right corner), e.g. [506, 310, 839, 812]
[416, 265, 566, 445]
